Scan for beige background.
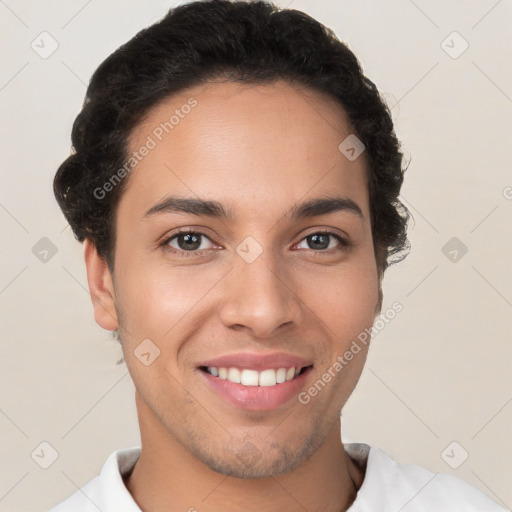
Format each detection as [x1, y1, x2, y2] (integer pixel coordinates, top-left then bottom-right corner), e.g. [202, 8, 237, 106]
[0, 0, 511, 510]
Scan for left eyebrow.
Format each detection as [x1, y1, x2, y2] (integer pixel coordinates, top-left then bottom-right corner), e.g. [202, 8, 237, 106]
[288, 196, 364, 220]
[142, 195, 363, 220]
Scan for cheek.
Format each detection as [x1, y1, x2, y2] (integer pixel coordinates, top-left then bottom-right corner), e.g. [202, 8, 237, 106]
[114, 259, 221, 343]
[299, 262, 377, 408]
[296, 258, 379, 342]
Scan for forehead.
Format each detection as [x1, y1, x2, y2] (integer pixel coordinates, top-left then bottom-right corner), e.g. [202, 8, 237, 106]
[121, 79, 369, 221]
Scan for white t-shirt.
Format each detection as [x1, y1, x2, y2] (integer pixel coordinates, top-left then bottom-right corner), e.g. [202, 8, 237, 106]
[48, 443, 507, 511]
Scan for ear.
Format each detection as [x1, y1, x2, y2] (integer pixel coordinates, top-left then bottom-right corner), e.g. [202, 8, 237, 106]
[83, 239, 119, 331]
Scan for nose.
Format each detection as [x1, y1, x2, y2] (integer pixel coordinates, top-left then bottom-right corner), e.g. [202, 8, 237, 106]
[218, 249, 303, 339]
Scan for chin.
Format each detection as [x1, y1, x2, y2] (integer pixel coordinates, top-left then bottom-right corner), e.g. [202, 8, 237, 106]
[190, 431, 320, 479]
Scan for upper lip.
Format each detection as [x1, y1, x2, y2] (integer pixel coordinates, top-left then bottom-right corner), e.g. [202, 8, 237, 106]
[197, 352, 313, 371]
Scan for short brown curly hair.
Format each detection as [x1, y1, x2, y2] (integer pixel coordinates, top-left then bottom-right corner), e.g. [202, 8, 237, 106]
[54, 0, 410, 273]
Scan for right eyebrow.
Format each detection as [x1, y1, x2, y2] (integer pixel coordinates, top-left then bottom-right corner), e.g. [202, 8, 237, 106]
[143, 195, 232, 220]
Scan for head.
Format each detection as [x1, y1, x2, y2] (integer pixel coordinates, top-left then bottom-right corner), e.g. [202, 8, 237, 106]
[54, 0, 409, 479]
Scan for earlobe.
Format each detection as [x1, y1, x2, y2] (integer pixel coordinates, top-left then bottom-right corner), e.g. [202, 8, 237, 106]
[83, 239, 119, 331]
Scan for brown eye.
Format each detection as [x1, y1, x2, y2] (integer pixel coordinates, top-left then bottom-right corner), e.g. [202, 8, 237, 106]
[306, 233, 330, 250]
[295, 232, 348, 252]
[165, 230, 214, 253]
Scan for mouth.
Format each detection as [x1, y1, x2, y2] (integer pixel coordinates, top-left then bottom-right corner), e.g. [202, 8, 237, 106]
[195, 353, 314, 411]
[199, 365, 312, 387]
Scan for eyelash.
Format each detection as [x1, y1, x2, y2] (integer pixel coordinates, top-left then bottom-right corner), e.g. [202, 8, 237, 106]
[160, 228, 350, 257]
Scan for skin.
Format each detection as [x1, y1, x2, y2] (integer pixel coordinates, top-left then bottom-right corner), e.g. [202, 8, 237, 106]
[84, 79, 383, 512]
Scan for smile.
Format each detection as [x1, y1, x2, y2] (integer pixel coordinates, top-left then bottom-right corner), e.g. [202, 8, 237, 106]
[200, 366, 311, 387]
[196, 352, 314, 411]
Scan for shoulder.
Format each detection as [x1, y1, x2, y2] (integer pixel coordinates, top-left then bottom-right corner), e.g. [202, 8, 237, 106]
[346, 443, 507, 512]
[48, 447, 141, 512]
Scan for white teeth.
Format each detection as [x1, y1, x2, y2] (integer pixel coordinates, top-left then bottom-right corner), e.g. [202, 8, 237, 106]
[240, 369, 259, 386]
[227, 367, 241, 384]
[259, 369, 277, 387]
[205, 366, 305, 387]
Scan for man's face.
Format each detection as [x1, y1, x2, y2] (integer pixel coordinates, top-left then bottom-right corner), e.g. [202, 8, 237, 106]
[99, 80, 381, 478]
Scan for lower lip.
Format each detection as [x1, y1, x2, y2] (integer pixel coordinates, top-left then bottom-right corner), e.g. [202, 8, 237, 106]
[199, 367, 313, 411]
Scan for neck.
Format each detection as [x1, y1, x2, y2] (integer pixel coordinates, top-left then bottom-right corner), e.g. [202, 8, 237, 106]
[125, 393, 362, 512]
